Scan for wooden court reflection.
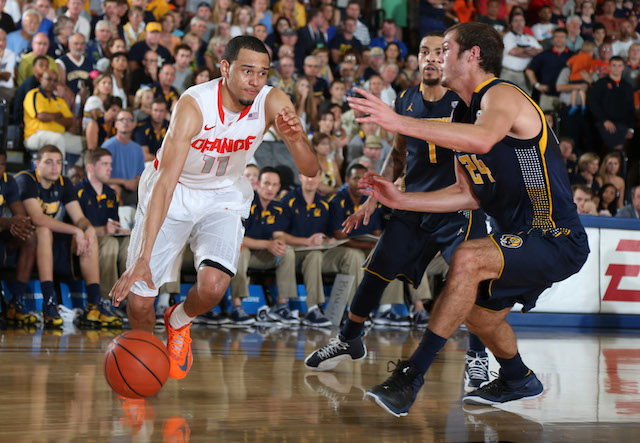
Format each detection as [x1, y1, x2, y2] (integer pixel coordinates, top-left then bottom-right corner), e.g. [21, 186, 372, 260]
[1, 325, 640, 442]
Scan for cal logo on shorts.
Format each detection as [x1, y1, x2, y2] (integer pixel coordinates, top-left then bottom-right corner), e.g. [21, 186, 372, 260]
[500, 234, 523, 248]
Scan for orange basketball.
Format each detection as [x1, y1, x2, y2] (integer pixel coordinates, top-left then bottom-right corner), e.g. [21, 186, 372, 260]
[103, 330, 170, 399]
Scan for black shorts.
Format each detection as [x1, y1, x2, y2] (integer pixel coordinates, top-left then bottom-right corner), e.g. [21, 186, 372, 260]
[476, 227, 590, 312]
[0, 231, 17, 267]
[53, 233, 80, 279]
[363, 209, 487, 288]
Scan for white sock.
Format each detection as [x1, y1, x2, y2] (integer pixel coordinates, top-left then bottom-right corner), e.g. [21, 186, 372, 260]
[307, 304, 318, 314]
[157, 293, 170, 312]
[378, 304, 391, 313]
[169, 302, 195, 329]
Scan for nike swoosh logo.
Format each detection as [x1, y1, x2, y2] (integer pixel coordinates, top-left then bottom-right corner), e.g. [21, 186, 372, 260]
[204, 124, 215, 130]
[179, 349, 190, 372]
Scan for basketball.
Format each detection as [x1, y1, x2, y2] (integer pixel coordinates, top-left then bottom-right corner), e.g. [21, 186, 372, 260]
[103, 330, 170, 399]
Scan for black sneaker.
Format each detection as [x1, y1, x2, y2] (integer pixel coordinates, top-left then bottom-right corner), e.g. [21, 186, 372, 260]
[463, 370, 543, 405]
[412, 310, 429, 329]
[267, 304, 299, 325]
[365, 360, 424, 417]
[373, 309, 410, 327]
[304, 335, 367, 371]
[463, 350, 490, 392]
[302, 308, 332, 328]
[230, 306, 256, 326]
[43, 297, 63, 329]
[194, 310, 231, 326]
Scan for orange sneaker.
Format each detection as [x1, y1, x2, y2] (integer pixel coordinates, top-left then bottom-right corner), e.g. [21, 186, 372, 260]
[164, 304, 193, 380]
[117, 396, 155, 433]
[162, 416, 191, 443]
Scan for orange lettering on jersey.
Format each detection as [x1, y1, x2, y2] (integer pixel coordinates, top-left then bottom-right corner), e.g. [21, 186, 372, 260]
[191, 135, 257, 154]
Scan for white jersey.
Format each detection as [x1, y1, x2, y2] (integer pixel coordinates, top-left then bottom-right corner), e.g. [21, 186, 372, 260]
[155, 77, 272, 190]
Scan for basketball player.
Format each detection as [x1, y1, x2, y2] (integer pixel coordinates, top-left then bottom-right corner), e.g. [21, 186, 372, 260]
[110, 36, 318, 380]
[347, 22, 589, 416]
[304, 33, 490, 393]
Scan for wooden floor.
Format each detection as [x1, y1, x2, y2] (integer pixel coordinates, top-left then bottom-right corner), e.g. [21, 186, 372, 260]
[1, 322, 640, 442]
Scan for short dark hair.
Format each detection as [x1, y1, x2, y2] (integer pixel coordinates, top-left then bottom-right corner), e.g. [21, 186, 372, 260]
[174, 43, 193, 55]
[259, 166, 280, 181]
[571, 184, 592, 196]
[223, 35, 270, 64]
[85, 147, 112, 166]
[347, 163, 367, 177]
[445, 22, 503, 76]
[152, 97, 168, 107]
[33, 54, 49, 66]
[311, 132, 331, 150]
[104, 95, 123, 110]
[610, 55, 625, 64]
[0, 147, 6, 158]
[553, 27, 568, 36]
[37, 145, 62, 160]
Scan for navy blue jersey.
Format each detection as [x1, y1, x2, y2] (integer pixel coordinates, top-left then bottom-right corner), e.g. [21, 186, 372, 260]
[56, 54, 92, 94]
[14, 169, 76, 218]
[95, 116, 116, 147]
[395, 85, 461, 192]
[328, 185, 383, 235]
[74, 178, 119, 227]
[0, 173, 19, 217]
[451, 78, 582, 233]
[244, 193, 289, 240]
[133, 117, 168, 157]
[281, 187, 331, 237]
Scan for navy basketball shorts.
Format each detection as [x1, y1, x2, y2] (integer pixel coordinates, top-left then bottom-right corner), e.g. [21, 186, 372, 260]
[476, 227, 590, 312]
[363, 209, 487, 288]
[0, 231, 17, 267]
[52, 233, 80, 279]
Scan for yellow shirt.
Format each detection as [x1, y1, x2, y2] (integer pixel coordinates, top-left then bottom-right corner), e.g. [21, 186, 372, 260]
[17, 53, 58, 86]
[273, 1, 306, 29]
[23, 88, 73, 140]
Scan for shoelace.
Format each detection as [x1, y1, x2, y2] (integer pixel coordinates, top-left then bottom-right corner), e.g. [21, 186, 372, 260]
[169, 329, 192, 357]
[474, 371, 509, 395]
[466, 354, 490, 381]
[382, 360, 416, 391]
[317, 337, 350, 359]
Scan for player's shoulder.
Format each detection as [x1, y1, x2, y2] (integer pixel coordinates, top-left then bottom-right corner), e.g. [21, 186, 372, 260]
[14, 169, 36, 184]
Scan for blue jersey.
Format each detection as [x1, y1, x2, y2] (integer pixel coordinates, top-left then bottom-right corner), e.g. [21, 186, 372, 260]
[244, 193, 289, 240]
[395, 85, 461, 192]
[451, 78, 582, 233]
[14, 169, 76, 218]
[328, 184, 383, 236]
[56, 54, 92, 95]
[281, 187, 331, 237]
[74, 178, 119, 227]
[0, 173, 19, 217]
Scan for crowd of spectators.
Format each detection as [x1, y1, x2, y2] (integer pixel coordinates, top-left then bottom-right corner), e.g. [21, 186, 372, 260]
[2, 0, 640, 329]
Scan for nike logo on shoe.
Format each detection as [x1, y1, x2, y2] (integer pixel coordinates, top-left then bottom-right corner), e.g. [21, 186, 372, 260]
[179, 349, 191, 372]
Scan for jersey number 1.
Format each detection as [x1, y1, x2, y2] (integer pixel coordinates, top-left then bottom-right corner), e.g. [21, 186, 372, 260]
[202, 155, 230, 176]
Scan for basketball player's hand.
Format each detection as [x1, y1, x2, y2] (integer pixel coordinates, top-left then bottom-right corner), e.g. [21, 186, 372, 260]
[359, 171, 403, 209]
[268, 239, 287, 256]
[347, 87, 401, 133]
[9, 215, 33, 241]
[110, 259, 156, 307]
[275, 109, 303, 142]
[342, 196, 377, 234]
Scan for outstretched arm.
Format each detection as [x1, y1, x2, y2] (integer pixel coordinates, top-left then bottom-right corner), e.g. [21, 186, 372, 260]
[359, 160, 480, 213]
[266, 87, 319, 178]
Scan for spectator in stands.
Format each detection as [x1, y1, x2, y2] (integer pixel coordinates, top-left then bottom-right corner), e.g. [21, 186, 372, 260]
[526, 27, 573, 111]
[572, 183, 598, 214]
[7, 10, 41, 62]
[159, 12, 181, 54]
[83, 72, 113, 129]
[67, 164, 84, 186]
[230, 5, 254, 37]
[48, 16, 73, 60]
[347, 118, 392, 164]
[76, 148, 130, 299]
[477, 0, 508, 34]
[591, 23, 608, 54]
[211, 0, 235, 25]
[229, 167, 297, 325]
[0, 29, 16, 103]
[596, 0, 623, 39]
[123, 5, 146, 50]
[243, 164, 260, 191]
[130, 49, 158, 93]
[531, 6, 556, 44]
[572, 152, 601, 194]
[188, 15, 209, 45]
[502, 12, 542, 94]
[65, 0, 90, 40]
[379, 62, 400, 107]
[280, 27, 304, 69]
[55, 33, 91, 106]
[371, 19, 408, 60]
[0, 147, 37, 325]
[129, 22, 173, 72]
[17, 32, 55, 88]
[23, 69, 83, 161]
[273, 0, 305, 30]
[291, 76, 314, 132]
[338, 59, 359, 95]
[558, 65, 597, 154]
[204, 35, 230, 78]
[559, 136, 578, 176]
[133, 97, 167, 161]
[132, 86, 153, 122]
[86, 96, 121, 150]
[362, 46, 385, 82]
[316, 110, 348, 166]
[345, 0, 370, 47]
[106, 37, 126, 59]
[265, 16, 290, 55]
[86, 20, 113, 69]
[566, 15, 584, 53]
[302, 54, 328, 104]
[92, 0, 124, 38]
[592, 41, 613, 78]
[579, 0, 596, 39]
[616, 185, 640, 218]
[623, 43, 640, 90]
[252, 0, 273, 36]
[297, 8, 326, 59]
[312, 132, 342, 197]
[590, 56, 635, 152]
[102, 108, 145, 205]
[171, 44, 192, 94]
[268, 55, 296, 98]
[597, 183, 619, 216]
[549, 0, 567, 26]
[361, 134, 389, 173]
[150, 63, 179, 112]
[15, 144, 121, 329]
[565, 40, 596, 114]
[612, 19, 636, 57]
[13, 55, 48, 121]
[0, 0, 16, 34]
[278, 171, 363, 325]
[319, 80, 348, 114]
[596, 152, 626, 208]
[106, 51, 130, 108]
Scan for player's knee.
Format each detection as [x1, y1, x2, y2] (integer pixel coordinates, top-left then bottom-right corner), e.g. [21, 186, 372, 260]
[35, 226, 53, 243]
[127, 294, 155, 317]
[196, 268, 230, 305]
[450, 243, 482, 275]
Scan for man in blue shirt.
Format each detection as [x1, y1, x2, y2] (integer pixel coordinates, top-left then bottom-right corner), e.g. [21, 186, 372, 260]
[229, 167, 296, 325]
[370, 19, 408, 60]
[75, 148, 130, 301]
[102, 109, 145, 206]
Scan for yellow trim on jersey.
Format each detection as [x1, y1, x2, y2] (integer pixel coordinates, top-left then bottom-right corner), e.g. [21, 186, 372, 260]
[464, 211, 472, 242]
[400, 90, 407, 99]
[397, 273, 416, 287]
[474, 77, 497, 94]
[487, 233, 505, 297]
[363, 266, 394, 282]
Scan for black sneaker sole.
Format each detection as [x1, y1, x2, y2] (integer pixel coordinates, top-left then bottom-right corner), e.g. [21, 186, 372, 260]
[304, 345, 367, 371]
[364, 391, 408, 418]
